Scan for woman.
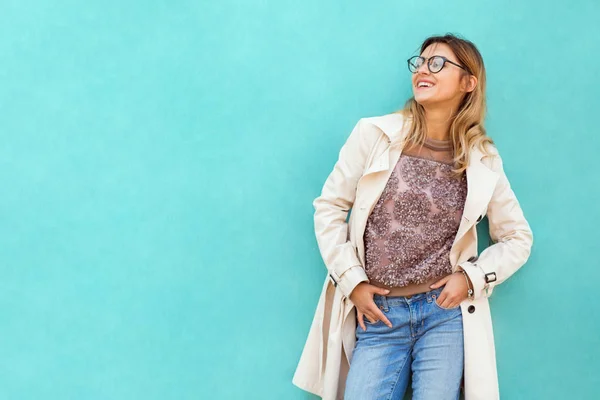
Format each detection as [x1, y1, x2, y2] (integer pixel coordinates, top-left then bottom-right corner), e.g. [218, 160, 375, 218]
[292, 33, 533, 400]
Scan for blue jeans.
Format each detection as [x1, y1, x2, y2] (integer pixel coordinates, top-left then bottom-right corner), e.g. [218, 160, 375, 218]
[344, 285, 464, 400]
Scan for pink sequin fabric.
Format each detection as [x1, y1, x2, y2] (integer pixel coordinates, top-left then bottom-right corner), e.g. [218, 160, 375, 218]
[363, 137, 468, 288]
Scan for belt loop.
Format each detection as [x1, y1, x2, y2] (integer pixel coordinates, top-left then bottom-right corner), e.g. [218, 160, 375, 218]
[381, 295, 389, 312]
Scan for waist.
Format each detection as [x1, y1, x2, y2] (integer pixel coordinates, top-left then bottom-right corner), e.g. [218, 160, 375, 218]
[372, 277, 441, 298]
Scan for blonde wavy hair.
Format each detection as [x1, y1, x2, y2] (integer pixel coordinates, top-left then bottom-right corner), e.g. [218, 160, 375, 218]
[393, 33, 496, 177]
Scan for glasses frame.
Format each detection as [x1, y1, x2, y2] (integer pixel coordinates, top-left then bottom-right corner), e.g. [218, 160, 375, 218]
[407, 55, 470, 74]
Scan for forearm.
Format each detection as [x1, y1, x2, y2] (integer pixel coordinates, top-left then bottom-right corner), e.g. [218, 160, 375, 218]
[457, 151, 533, 300]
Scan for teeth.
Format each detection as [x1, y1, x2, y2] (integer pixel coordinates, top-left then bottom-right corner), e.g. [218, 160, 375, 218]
[418, 82, 433, 88]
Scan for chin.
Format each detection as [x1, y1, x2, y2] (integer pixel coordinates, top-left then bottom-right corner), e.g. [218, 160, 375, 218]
[414, 92, 447, 107]
[414, 96, 435, 107]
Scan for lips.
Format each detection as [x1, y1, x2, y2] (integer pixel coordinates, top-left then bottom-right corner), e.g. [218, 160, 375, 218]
[416, 80, 435, 89]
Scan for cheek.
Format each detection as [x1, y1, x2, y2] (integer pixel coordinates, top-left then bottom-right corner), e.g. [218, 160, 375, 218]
[435, 84, 455, 96]
[432, 80, 461, 98]
[437, 74, 463, 93]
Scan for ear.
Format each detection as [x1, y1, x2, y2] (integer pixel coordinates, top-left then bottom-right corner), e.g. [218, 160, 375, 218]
[463, 75, 477, 93]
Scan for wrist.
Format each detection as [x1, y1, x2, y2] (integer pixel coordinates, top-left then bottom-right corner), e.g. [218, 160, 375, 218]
[458, 269, 474, 300]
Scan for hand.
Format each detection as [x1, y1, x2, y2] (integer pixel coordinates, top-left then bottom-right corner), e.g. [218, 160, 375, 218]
[429, 271, 470, 308]
[349, 282, 393, 331]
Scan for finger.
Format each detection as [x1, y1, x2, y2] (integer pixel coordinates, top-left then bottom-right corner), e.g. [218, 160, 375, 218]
[374, 287, 391, 295]
[365, 300, 380, 320]
[359, 310, 376, 328]
[436, 293, 448, 307]
[357, 313, 366, 331]
[429, 276, 449, 289]
[374, 310, 393, 328]
[363, 311, 377, 323]
[437, 294, 455, 309]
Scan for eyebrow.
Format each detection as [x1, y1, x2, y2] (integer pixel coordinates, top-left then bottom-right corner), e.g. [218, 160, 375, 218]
[421, 54, 460, 64]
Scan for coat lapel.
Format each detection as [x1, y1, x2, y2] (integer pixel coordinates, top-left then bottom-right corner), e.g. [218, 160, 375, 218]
[455, 146, 499, 242]
[361, 113, 405, 176]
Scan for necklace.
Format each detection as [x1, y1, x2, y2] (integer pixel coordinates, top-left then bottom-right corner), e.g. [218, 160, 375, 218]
[422, 136, 453, 163]
[423, 136, 452, 151]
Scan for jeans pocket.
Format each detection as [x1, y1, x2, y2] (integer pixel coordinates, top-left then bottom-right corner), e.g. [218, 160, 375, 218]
[433, 297, 460, 310]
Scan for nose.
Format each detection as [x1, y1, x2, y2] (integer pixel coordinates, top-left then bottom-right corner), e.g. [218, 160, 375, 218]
[416, 60, 430, 75]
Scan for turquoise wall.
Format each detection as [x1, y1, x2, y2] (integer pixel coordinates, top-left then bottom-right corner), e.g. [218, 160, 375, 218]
[0, 1, 597, 399]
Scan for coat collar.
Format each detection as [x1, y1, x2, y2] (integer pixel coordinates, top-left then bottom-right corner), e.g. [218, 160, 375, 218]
[366, 112, 490, 165]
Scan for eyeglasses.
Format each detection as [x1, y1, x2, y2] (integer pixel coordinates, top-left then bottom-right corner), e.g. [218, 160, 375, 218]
[407, 55, 469, 74]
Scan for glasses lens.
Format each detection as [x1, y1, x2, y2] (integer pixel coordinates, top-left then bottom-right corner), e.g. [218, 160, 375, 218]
[429, 56, 445, 73]
[408, 56, 423, 72]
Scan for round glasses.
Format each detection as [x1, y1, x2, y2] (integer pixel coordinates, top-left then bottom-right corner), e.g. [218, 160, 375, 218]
[407, 55, 469, 74]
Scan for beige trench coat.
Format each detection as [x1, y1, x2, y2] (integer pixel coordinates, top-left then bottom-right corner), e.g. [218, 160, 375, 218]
[292, 112, 533, 400]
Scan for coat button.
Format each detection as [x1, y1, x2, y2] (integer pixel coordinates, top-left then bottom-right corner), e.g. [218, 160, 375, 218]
[468, 305, 475, 313]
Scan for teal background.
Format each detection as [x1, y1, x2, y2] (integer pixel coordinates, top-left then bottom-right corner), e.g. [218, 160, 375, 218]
[0, 1, 597, 399]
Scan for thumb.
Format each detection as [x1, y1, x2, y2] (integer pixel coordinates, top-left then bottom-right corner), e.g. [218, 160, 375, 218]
[430, 276, 449, 289]
[376, 287, 391, 295]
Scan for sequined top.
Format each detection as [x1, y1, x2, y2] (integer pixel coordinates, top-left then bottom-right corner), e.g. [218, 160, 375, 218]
[363, 136, 468, 288]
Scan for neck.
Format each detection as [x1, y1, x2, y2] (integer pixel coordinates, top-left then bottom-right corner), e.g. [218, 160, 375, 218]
[423, 107, 453, 141]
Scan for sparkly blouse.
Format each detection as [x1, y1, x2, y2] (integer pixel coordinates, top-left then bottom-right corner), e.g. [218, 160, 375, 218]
[363, 136, 468, 288]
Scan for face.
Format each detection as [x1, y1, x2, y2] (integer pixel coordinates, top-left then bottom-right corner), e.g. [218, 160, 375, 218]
[411, 42, 476, 109]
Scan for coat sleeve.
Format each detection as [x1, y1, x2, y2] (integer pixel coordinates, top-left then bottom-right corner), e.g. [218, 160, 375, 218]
[312, 118, 375, 298]
[458, 150, 534, 300]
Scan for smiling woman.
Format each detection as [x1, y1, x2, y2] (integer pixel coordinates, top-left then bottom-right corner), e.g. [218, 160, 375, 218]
[292, 33, 533, 400]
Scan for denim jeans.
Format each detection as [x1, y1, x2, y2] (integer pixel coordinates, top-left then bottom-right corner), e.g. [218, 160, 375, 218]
[344, 285, 464, 400]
